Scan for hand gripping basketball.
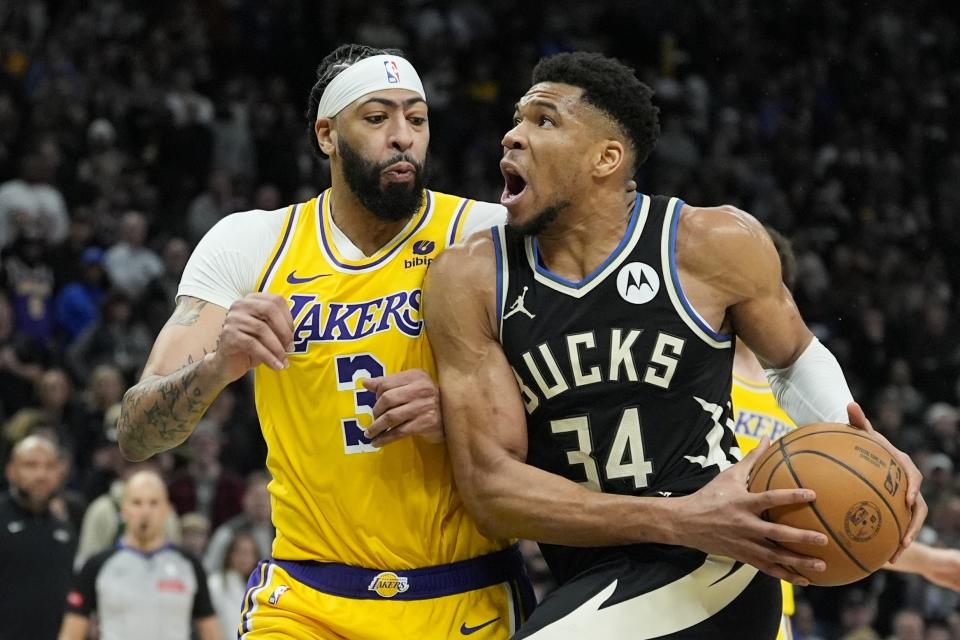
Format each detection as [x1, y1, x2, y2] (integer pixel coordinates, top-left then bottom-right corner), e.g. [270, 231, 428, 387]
[675, 438, 829, 586]
[747, 420, 914, 586]
[846, 402, 927, 563]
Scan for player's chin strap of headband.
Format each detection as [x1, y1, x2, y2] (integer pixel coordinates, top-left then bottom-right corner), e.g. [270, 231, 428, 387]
[316, 55, 426, 119]
[764, 336, 854, 427]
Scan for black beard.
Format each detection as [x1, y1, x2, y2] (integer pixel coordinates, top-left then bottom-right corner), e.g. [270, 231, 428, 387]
[508, 201, 569, 236]
[338, 136, 428, 222]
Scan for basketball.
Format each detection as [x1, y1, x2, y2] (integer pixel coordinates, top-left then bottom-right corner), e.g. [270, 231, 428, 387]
[748, 423, 911, 586]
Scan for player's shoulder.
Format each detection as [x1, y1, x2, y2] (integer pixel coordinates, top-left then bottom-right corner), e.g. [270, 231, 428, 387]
[677, 202, 779, 285]
[428, 222, 499, 292]
[208, 205, 291, 236]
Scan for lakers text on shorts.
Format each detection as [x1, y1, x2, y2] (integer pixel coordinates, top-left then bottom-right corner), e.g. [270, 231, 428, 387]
[238, 545, 535, 639]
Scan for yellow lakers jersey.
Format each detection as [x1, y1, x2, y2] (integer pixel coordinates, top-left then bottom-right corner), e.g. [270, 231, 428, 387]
[254, 189, 505, 568]
[731, 372, 796, 617]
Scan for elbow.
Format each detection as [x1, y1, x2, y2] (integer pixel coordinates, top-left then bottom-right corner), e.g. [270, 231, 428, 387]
[117, 438, 151, 462]
[457, 470, 515, 540]
[116, 397, 151, 462]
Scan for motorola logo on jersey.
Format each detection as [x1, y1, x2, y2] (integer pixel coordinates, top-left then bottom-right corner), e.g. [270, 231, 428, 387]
[616, 262, 659, 305]
[287, 289, 422, 351]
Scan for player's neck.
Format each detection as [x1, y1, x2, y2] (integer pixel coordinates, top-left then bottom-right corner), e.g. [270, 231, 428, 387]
[535, 188, 632, 282]
[733, 338, 767, 383]
[328, 185, 413, 256]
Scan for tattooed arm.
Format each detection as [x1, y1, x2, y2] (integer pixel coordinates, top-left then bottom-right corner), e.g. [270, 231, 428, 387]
[118, 293, 294, 461]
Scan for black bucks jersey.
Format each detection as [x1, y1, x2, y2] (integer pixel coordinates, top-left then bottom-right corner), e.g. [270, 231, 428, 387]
[494, 194, 741, 584]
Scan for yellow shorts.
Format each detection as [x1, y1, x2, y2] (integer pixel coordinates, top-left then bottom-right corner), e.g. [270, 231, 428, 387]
[238, 547, 535, 639]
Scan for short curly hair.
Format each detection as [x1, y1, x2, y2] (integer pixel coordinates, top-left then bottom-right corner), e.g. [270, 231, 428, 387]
[305, 44, 406, 159]
[531, 52, 660, 172]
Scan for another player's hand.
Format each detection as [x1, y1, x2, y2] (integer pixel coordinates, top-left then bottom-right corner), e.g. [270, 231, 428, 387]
[210, 293, 294, 384]
[918, 547, 960, 590]
[847, 401, 927, 562]
[362, 369, 443, 447]
[675, 437, 828, 586]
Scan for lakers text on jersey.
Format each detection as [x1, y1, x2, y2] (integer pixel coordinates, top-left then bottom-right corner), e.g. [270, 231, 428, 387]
[255, 189, 498, 568]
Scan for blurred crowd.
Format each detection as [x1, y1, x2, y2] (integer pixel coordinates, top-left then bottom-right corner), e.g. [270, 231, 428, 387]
[1, 1, 959, 638]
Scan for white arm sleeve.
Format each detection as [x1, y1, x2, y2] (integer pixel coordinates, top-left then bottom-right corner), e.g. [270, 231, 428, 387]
[177, 207, 288, 310]
[459, 200, 507, 239]
[764, 337, 854, 426]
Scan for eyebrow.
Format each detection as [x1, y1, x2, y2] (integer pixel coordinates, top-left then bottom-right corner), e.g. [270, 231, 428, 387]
[514, 98, 560, 113]
[359, 96, 427, 109]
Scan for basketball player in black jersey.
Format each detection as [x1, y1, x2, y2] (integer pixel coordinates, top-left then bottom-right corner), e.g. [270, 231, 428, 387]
[424, 52, 926, 639]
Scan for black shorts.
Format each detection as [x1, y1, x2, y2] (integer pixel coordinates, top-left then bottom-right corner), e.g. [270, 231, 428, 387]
[513, 553, 781, 639]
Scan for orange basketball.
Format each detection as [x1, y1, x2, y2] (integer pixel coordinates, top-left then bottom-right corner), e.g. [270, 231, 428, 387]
[747, 422, 911, 586]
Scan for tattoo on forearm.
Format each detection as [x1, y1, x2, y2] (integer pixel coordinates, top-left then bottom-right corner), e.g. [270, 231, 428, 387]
[168, 298, 209, 327]
[117, 353, 222, 459]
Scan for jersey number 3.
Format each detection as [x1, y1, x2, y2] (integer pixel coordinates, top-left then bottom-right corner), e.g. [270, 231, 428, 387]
[335, 353, 384, 454]
[551, 406, 653, 491]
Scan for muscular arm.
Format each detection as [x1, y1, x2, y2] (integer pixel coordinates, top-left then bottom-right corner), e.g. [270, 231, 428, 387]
[426, 235, 693, 546]
[678, 205, 925, 550]
[118, 291, 294, 461]
[117, 296, 230, 461]
[676, 205, 812, 368]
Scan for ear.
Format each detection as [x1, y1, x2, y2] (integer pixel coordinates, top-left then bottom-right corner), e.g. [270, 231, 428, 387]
[315, 117, 338, 157]
[592, 139, 625, 179]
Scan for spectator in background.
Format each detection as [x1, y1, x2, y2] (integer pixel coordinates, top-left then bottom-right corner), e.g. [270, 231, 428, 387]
[48, 211, 95, 290]
[53, 246, 107, 345]
[168, 420, 243, 530]
[141, 236, 190, 335]
[838, 589, 881, 640]
[181, 511, 212, 560]
[32, 367, 82, 449]
[887, 609, 925, 640]
[67, 289, 152, 380]
[203, 470, 272, 574]
[0, 435, 76, 640]
[0, 233, 56, 351]
[0, 153, 68, 250]
[59, 470, 222, 640]
[208, 530, 260, 640]
[0, 291, 41, 419]
[74, 364, 124, 481]
[187, 170, 241, 245]
[103, 211, 164, 300]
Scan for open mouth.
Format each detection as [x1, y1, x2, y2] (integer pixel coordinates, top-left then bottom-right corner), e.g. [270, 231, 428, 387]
[500, 161, 528, 205]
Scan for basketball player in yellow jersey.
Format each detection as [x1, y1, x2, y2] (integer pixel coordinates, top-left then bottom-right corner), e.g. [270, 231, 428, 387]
[733, 228, 960, 640]
[117, 44, 534, 639]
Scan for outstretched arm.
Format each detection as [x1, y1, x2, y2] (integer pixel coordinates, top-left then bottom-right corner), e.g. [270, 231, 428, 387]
[885, 542, 960, 590]
[118, 293, 293, 461]
[425, 232, 827, 583]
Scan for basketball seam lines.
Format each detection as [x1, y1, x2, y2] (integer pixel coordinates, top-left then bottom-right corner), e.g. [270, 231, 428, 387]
[777, 437, 871, 576]
[786, 449, 904, 541]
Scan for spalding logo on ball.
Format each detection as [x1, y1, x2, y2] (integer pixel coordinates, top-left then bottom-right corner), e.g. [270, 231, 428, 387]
[748, 422, 911, 586]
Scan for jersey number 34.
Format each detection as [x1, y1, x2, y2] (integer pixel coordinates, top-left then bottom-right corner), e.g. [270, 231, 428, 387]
[551, 407, 653, 491]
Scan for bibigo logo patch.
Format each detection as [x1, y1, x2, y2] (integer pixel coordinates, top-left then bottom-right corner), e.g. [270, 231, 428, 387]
[367, 571, 409, 598]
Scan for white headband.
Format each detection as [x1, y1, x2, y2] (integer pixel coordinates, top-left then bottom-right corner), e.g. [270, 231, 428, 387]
[316, 55, 426, 119]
